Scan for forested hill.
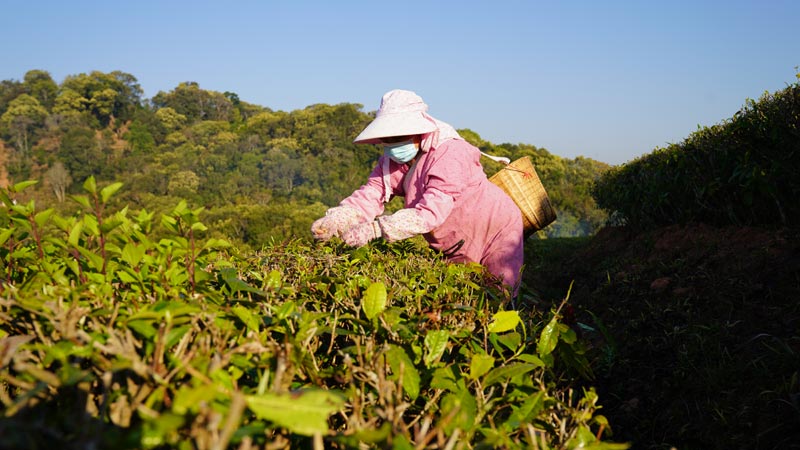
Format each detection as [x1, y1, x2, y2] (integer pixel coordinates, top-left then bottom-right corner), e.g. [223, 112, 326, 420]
[0, 70, 610, 247]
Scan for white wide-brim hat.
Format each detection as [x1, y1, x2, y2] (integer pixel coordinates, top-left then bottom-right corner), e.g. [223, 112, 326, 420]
[353, 89, 438, 144]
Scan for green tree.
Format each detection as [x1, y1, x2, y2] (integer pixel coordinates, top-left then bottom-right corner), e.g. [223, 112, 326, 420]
[0, 79, 25, 116]
[125, 120, 156, 155]
[53, 88, 89, 117]
[57, 127, 104, 184]
[23, 70, 58, 109]
[108, 70, 144, 120]
[261, 139, 304, 196]
[289, 103, 368, 156]
[152, 82, 234, 123]
[168, 170, 201, 197]
[155, 106, 188, 131]
[0, 94, 48, 153]
[44, 161, 72, 202]
[56, 70, 143, 127]
[186, 120, 232, 147]
[246, 110, 291, 140]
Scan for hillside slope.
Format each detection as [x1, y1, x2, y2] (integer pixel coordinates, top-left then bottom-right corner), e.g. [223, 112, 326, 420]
[525, 224, 800, 449]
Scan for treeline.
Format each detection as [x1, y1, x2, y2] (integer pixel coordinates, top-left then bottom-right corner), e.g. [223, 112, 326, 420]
[592, 74, 800, 229]
[0, 70, 611, 248]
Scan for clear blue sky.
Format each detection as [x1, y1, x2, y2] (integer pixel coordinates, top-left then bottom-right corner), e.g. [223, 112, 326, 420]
[2, 0, 798, 165]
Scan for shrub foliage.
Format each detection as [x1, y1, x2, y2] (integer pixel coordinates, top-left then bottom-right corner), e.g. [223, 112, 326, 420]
[0, 179, 627, 449]
[592, 77, 800, 229]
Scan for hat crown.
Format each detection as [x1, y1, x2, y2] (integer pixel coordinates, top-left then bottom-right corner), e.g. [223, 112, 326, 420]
[352, 89, 438, 144]
[377, 89, 428, 116]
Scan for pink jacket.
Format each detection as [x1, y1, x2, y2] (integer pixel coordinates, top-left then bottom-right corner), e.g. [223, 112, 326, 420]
[340, 138, 524, 292]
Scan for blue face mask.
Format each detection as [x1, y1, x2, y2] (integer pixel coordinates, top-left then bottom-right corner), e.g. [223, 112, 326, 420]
[383, 141, 419, 164]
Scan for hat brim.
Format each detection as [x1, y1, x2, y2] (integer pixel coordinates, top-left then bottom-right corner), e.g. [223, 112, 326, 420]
[353, 111, 438, 144]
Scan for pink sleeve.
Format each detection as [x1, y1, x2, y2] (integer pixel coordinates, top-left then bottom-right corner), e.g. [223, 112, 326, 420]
[340, 156, 405, 221]
[339, 164, 385, 221]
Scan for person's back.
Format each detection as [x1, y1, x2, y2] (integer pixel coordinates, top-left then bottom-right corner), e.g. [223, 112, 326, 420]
[404, 138, 523, 291]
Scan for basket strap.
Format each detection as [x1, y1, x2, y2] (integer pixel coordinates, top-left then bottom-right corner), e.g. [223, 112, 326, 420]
[440, 239, 465, 258]
[479, 151, 510, 165]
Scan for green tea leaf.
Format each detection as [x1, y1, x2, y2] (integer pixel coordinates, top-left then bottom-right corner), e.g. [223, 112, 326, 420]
[100, 182, 124, 203]
[504, 391, 545, 429]
[516, 353, 546, 367]
[488, 310, 520, 333]
[10, 207, 33, 222]
[484, 362, 537, 386]
[171, 200, 189, 216]
[190, 222, 208, 232]
[77, 245, 105, 271]
[161, 214, 178, 233]
[67, 222, 83, 246]
[141, 412, 185, 448]
[275, 301, 296, 321]
[496, 331, 522, 352]
[82, 176, 97, 194]
[233, 305, 260, 333]
[423, 330, 450, 368]
[468, 353, 495, 380]
[430, 366, 459, 393]
[0, 228, 14, 247]
[165, 325, 192, 349]
[361, 281, 387, 320]
[567, 424, 599, 447]
[390, 434, 414, 450]
[82, 214, 99, 236]
[127, 320, 157, 339]
[172, 384, 218, 415]
[12, 180, 38, 193]
[203, 237, 231, 250]
[34, 209, 54, 228]
[246, 390, 344, 436]
[265, 269, 282, 290]
[385, 345, 420, 400]
[559, 325, 577, 344]
[222, 274, 262, 294]
[116, 269, 139, 284]
[121, 242, 145, 267]
[99, 217, 124, 234]
[537, 316, 559, 357]
[440, 389, 477, 432]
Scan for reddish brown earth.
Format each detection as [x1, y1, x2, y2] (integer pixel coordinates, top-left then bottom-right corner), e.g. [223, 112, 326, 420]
[529, 224, 800, 449]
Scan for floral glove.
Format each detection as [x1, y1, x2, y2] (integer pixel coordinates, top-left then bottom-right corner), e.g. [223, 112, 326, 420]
[342, 221, 382, 248]
[376, 208, 429, 242]
[311, 206, 364, 241]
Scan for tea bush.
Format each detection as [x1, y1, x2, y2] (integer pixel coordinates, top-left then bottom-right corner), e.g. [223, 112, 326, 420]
[0, 179, 627, 449]
[592, 76, 800, 229]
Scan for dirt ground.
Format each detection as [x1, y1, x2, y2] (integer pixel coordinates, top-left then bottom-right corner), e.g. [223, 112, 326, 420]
[527, 224, 800, 450]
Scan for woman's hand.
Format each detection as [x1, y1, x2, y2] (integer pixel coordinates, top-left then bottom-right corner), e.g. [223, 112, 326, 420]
[311, 206, 364, 241]
[342, 221, 381, 247]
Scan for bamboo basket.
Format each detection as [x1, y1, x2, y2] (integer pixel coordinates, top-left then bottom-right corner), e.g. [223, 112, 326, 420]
[489, 156, 557, 234]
